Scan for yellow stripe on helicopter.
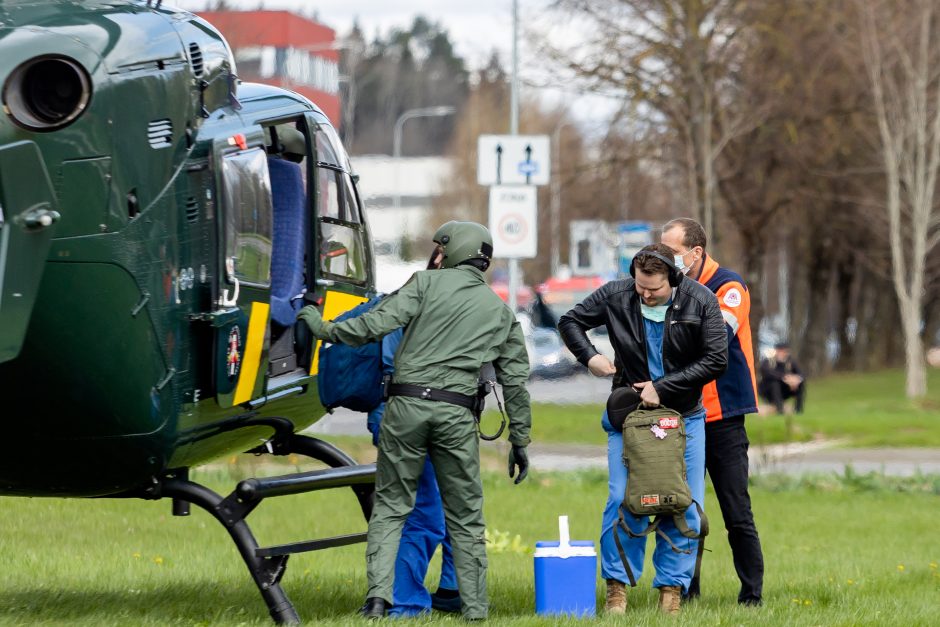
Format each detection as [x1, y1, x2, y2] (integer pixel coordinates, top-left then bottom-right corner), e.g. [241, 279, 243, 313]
[309, 291, 369, 375]
[233, 301, 270, 405]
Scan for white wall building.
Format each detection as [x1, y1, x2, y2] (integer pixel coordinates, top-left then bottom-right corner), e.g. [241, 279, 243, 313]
[351, 155, 454, 254]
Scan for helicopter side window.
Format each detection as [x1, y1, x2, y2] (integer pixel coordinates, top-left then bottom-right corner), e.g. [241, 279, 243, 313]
[221, 148, 274, 287]
[315, 128, 366, 284]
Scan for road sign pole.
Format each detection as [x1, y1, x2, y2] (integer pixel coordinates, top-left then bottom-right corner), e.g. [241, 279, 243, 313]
[508, 0, 520, 314]
[508, 258, 519, 313]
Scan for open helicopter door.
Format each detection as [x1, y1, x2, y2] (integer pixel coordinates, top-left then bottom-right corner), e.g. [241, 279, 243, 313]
[303, 114, 374, 378]
[211, 131, 274, 408]
[0, 142, 60, 364]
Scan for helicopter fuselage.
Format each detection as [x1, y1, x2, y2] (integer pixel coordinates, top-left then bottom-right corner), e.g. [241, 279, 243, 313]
[0, 0, 374, 497]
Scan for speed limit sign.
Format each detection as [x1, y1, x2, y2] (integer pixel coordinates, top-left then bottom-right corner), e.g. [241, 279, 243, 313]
[488, 185, 537, 258]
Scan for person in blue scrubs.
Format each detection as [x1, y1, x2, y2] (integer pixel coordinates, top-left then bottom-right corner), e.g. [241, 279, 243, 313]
[597, 322, 706, 605]
[558, 244, 727, 615]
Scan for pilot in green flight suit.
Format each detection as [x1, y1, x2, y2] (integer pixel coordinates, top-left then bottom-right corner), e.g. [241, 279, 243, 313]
[298, 221, 532, 620]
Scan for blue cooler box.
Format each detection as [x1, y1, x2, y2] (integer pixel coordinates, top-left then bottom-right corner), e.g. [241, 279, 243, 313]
[534, 540, 597, 617]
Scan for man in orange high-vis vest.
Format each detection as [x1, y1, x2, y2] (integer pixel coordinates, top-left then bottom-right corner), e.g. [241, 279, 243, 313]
[661, 218, 764, 606]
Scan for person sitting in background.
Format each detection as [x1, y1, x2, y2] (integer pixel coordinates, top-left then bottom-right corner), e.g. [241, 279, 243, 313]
[759, 343, 806, 414]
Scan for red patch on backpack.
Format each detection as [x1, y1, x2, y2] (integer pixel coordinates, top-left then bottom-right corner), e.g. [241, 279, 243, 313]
[658, 416, 679, 429]
[641, 494, 660, 506]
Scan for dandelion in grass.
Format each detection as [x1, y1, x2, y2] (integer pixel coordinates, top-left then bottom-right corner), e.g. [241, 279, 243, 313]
[485, 528, 527, 554]
[897, 564, 905, 572]
[847, 579, 855, 585]
[132, 552, 141, 559]
[153, 556, 164, 565]
[804, 600, 812, 606]
[930, 562, 937, 570]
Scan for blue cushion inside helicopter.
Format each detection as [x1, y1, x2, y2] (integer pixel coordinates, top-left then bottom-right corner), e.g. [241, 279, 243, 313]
[268, 157, 307, 327]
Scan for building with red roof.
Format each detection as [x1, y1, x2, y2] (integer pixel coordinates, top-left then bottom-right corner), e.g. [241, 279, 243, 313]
[197, 10, 341, 125]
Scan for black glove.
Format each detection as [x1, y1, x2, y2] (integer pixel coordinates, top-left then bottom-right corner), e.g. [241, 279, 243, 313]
[508, 444, 529, 485]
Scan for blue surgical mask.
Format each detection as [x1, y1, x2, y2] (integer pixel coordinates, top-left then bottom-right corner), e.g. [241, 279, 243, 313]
[674, 250, 693, 275]
[641, 303, 669, 322]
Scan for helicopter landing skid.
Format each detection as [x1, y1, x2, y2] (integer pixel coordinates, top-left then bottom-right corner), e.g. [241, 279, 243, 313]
[159, 431, 376, 624]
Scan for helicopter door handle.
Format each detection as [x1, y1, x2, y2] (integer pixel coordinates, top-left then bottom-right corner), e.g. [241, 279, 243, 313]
[220, 277, 240, 307]
[18, 203, 61, 231]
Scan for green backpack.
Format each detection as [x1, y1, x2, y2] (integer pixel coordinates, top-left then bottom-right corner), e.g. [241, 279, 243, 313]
[607, 389, 708, 587]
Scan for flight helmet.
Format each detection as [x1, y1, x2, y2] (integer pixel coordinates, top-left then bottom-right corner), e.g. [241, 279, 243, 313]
[432, 221, 494, 269]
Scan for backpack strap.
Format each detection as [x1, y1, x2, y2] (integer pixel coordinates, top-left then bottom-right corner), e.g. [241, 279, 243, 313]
[613, 508, 638, 587]
[693, 533, 706, 583]
[613, 502, 660, 587]
[615, 501, 709, 588]
[672, 500, 708, 540]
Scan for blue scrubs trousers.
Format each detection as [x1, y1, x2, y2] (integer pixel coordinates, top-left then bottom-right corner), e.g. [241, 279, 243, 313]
[599, 408, 706, 591]
[368, 414, 457, 616]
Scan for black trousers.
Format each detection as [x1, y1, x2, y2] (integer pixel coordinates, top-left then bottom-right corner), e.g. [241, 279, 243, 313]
[759, 379, 805, 414]
[688, 415, 764, 604]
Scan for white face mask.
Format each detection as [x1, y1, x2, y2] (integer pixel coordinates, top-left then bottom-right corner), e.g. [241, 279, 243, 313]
[674, 250, 694, 275]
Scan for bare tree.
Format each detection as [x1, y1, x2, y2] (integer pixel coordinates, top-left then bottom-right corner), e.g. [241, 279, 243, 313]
[857, 0, 940, 397]
[540, 0, 765, 245]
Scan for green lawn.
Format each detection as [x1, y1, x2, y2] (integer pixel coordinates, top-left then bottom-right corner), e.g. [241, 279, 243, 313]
[524, 368, 940, 447]
[1, 465, 937, 626]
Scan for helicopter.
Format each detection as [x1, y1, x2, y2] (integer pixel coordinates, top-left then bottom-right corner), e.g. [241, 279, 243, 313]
[0, 1, 380, 623]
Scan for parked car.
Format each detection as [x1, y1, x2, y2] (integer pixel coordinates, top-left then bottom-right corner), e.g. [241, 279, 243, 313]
[526, 327, 579, 379]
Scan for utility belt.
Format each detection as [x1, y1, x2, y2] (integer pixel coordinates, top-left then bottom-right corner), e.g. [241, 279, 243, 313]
[383, 374, 506, 441]
[385, 382, 481, 413]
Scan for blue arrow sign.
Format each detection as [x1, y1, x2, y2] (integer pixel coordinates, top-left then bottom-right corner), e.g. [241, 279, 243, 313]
[518, 161, 539, 176]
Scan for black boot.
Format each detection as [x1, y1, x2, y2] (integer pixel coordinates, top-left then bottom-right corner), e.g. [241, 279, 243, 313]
[430, 587, 462, 613]
[359, 597, 388, 620]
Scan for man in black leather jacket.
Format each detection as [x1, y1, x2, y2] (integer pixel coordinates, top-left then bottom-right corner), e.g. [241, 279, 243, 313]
[558, 243, 727, 615]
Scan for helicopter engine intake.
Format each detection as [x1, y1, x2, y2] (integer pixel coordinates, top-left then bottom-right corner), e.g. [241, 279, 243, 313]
[2, 55, 92, 131]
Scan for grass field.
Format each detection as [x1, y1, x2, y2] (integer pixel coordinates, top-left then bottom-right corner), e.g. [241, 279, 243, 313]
[1, 464, 937, 626]
[524, 368, 940, 447]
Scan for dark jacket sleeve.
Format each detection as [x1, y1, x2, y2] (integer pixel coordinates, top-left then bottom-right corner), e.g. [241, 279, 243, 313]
[788, 358, 803, 378]
[557, 285, 610, 366]
[653, 289, 728, 402]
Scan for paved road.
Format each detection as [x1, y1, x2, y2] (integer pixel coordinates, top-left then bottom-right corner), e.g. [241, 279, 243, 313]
[308, 374, 940, 476]
[523, 441, 940, 476]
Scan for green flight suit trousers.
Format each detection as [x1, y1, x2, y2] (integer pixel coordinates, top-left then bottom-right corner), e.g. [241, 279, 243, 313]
[366, 396, 488, 620]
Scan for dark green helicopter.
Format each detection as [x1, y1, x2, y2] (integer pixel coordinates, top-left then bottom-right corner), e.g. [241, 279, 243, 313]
[0, 1, 379, 622]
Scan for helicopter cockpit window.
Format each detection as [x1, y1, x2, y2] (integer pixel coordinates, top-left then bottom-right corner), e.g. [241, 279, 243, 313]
[315, 126, 366, 283]
[221, 148, 274, 287]
[317, 167, 361, 224]
[315, 124, 351, 171]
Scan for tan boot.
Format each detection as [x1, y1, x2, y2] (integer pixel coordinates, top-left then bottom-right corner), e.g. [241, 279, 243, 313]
[605, 579, 627, 614]
[658, 586, 681, 615]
